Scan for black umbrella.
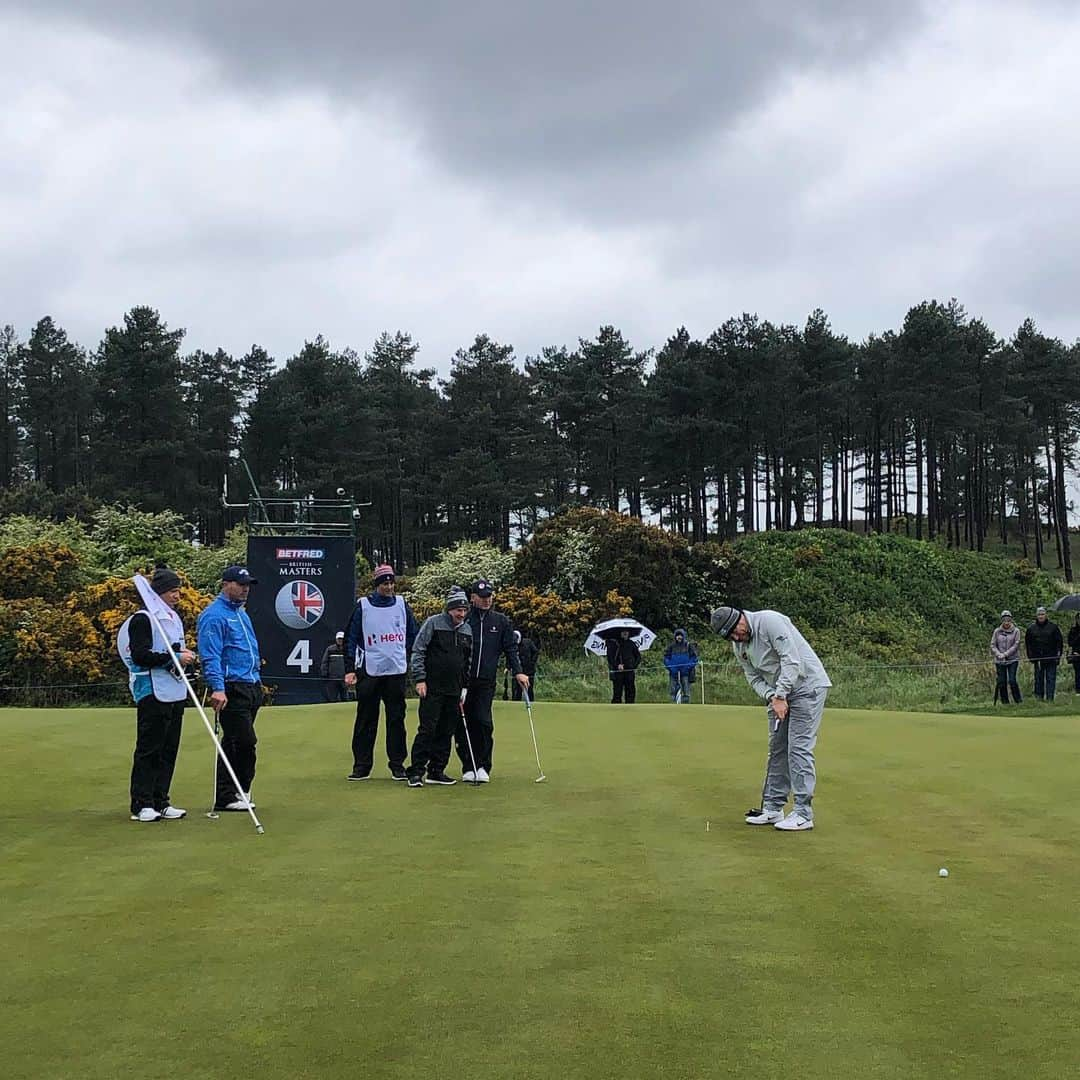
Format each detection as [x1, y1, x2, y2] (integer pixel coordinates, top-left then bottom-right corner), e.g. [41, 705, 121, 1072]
[1053, 594, 1080, 612]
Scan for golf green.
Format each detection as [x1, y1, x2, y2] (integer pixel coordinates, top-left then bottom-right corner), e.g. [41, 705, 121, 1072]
[2, 701, 1077, 1079]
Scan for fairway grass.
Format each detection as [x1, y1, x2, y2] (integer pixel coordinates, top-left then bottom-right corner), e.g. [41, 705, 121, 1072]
[2, 702, 1078, 1079]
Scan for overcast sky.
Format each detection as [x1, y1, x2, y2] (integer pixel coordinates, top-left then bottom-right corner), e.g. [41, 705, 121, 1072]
[2, 0, 1079, 372]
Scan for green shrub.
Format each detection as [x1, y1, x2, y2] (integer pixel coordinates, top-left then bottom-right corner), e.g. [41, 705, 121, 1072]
[515, 508, 752, 629]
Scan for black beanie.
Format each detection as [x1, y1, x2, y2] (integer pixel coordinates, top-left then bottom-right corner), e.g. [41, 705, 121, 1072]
[151, 565, 182, 594]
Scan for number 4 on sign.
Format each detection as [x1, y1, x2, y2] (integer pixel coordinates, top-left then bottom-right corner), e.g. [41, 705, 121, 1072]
[286, 640, 312, 673]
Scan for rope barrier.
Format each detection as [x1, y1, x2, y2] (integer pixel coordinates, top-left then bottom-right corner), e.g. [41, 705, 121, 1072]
[2, 656, 1063, 693]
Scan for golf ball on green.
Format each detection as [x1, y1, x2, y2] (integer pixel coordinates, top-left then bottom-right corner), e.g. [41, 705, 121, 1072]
[938, 868, 949, 878]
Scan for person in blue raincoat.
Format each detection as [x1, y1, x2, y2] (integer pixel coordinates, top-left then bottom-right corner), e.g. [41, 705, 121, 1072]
[663, 629, 698, 703]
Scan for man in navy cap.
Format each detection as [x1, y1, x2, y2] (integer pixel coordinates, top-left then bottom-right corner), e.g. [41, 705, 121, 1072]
[197, 565, 263, 812]
[457, 579, 528, 782]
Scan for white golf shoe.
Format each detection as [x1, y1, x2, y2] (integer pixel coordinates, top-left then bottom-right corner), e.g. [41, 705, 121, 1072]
[131, 808, 162, 822]
[774, 811, 813, 831]
[476, 768, 490, 783]
[160, 806, 187, 820]
[462, 770, 477, 783]
[745, 808, 785, 825]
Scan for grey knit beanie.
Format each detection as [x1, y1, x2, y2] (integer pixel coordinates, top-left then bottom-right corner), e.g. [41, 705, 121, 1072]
[710, 605, 743, 639]
[445, 586, 469, 611]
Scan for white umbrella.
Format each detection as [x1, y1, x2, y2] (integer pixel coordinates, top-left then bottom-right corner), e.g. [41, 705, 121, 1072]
[584, 618, 656, 656]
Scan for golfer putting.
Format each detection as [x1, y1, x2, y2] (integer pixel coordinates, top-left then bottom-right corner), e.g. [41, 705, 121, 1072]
[711, 605, 831, 832]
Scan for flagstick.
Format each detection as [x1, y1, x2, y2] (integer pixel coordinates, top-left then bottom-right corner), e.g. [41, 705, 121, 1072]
[133, 576, 264, 834]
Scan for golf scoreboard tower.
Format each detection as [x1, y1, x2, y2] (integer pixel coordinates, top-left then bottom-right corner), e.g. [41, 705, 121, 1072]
[241, 496, 357, 706]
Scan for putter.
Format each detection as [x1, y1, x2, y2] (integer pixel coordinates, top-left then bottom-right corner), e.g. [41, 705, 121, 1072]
[459, 689, 482, 785]
[523, 688, 546, 782]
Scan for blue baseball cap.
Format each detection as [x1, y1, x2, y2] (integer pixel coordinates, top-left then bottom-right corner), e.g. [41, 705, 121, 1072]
[222, 565, 258, 585]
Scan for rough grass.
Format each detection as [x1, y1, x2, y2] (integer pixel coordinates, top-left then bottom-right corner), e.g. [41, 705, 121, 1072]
[3, 701, 1079, 1079]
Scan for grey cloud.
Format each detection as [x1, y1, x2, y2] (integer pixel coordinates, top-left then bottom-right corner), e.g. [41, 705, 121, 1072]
[7, 1, 924, 184]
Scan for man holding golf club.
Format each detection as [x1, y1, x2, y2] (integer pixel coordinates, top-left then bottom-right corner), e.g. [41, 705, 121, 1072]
[458, 579, 529, 783]
[405, 587, 473, 787]
[198, 566, 263, 812]
[711, 605, 831, 832]
[118, 565, 193, 822]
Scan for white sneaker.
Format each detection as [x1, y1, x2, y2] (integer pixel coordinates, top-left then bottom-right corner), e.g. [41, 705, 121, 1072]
[462, 770, 477, 783]
[223, 799, 250, 812]
[476, 768, 490, 783]
[244, 792, 256, 808]
[131, 808, 161, 822]
[774, 811, 813, 831]
[745, 808, 784, 826]
[161, 806, 187, 820]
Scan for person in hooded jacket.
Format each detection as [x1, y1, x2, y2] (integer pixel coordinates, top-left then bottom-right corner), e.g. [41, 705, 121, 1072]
[990, 610, 1022, 704]
[663, 629, 698, 703]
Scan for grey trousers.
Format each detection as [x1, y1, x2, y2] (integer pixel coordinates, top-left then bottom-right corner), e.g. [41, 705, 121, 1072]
[763, 687, 827, 818]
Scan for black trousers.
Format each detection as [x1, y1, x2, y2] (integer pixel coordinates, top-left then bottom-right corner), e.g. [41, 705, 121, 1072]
[130, 696, 184, 813]
[324, 679, 349, 702]
[511, 675, 536, 702]
[215, 681, 261, 808]
[610, 670, 636, 703]
[408, 692, 459, 777]
[351, 672, 408, 772]
[457, 679, 496, 772]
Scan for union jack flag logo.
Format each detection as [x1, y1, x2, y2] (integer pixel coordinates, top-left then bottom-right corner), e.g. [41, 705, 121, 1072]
[275, 580, 325, 629]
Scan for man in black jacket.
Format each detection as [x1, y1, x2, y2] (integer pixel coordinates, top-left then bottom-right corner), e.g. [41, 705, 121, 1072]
[1025, 605, 1063, 701]
[457, 579, 528, 783]
[607, 629, 641, 703]
[320, 631, 348, 702]
[406, 588, 473, 787]
[511, 630, 540, 701]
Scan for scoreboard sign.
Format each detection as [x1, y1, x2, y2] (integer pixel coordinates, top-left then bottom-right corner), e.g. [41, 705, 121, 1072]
[245, 536, 356, 705]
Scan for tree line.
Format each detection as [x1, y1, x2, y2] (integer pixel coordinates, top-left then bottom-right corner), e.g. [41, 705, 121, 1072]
[1, 299, 1077, 579]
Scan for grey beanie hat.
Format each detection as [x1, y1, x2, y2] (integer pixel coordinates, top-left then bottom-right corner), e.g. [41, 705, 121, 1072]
[445, 586, 469, 611]
[710, 605, 743, 639]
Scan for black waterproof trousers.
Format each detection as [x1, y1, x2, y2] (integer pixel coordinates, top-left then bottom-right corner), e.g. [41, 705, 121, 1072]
[351, 673, 408, 773]
[215, 681, 261, 808]
[457, 678, 496, 773]
[610, 670, 637, 704]
[130, 697, 184, 814]
[408, 692, 459, 777]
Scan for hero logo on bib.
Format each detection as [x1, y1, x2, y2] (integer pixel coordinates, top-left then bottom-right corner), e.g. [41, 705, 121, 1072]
[275, 580, 325, 629]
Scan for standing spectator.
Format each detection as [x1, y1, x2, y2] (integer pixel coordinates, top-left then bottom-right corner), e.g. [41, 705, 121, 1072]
[990, 610, 1022, 704]
[320, 631, 348, 702]
[711, 605, 831, 832]
[1067, 614, 1080, 694]
[458, 579, 528, 783]
[197, 565, 263, 812]
[512, 630, 541, 701]
[342, 565, 419, 781]
[406, 588, 473, 787]
[663, 629, 698, 703]
[117, 565, 193, 822]
[607, 629, 641, 704]
[1025, 605, 1063, 702]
